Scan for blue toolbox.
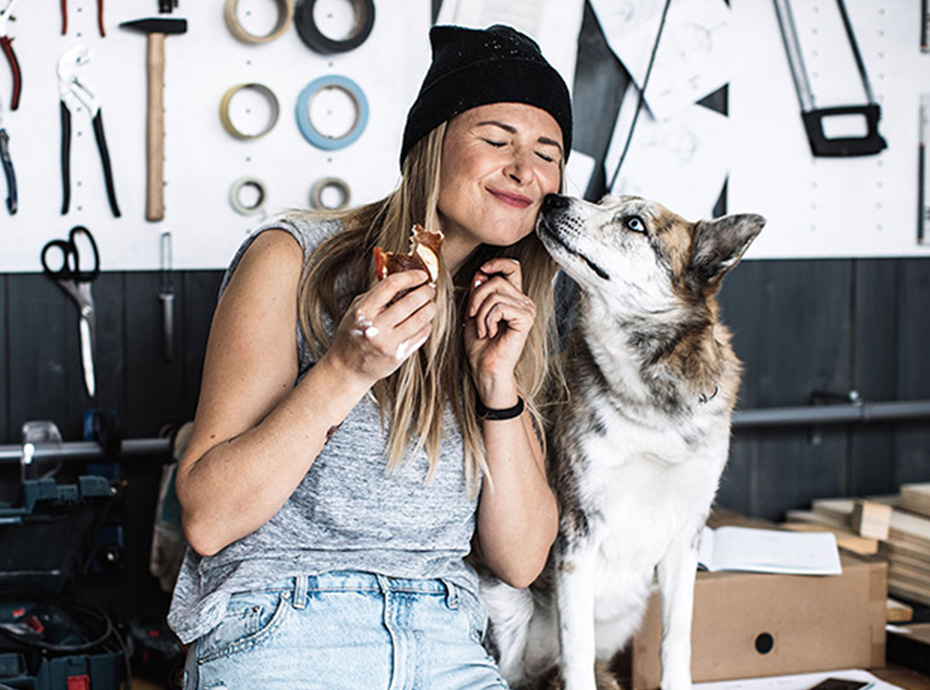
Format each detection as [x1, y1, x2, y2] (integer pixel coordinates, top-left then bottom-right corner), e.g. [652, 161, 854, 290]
[0, 477, 128, 689]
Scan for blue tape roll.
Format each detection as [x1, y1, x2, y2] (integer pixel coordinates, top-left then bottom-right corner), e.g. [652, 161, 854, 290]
[295, 75, 369, 150]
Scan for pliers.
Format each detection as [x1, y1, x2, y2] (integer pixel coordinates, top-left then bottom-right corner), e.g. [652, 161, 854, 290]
[62, 0, 106, 37]
[0, 0, 21, 110]
[57, 45, 120, 217]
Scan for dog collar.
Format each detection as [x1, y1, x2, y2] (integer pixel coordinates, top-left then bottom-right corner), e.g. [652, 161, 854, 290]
[698, 385, 720, 406]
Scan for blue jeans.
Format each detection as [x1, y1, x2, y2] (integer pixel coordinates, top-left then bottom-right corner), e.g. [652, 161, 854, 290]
[183, 571, 508, 689]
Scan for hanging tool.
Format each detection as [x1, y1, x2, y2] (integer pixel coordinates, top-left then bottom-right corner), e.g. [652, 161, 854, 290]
[773, 0, 887, 157]
[159, 0, 178, 13]
[57, 45, 121, 217]
[41, 226, 101, 399]
[119, 17, 188, 222]
[0, 85, 16, 214]
[61, 0, 106, 37]
[0, 0, 21, 110]
[159, 231, 175, 362]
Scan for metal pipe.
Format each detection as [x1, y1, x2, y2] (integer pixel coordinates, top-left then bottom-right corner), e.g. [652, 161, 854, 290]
[0, 438, 171, 463]
[733, 399, 930, 429]
[0, 399, 928, 463]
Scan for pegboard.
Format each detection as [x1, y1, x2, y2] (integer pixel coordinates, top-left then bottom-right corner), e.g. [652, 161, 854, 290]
[728, 0, 930, 258]
[0, 0, 431, 271]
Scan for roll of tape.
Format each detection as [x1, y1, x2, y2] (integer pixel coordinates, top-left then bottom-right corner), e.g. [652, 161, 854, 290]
[310, 177, 351, 210]
[224, 0, 294, 43]
[294, 0, 375, 54]
[296, 75, 369, 150]
[230, 177, 268, 215]
[220, 83, 281, 140]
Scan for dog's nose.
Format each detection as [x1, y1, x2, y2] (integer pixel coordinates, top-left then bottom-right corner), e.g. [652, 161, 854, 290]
[541, 194, 570, 214]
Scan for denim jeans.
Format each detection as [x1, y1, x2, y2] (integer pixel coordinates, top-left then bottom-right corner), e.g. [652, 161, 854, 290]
[183, 571, 508, 689]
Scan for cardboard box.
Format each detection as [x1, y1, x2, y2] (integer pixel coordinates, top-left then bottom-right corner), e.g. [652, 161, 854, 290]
[632, 552, 887, 689]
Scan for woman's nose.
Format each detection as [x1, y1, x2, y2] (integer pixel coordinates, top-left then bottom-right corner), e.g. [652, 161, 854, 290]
[504, 149, 531, 183]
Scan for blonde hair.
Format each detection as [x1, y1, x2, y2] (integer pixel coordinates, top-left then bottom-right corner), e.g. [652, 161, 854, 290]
[296, 124, 561, 495]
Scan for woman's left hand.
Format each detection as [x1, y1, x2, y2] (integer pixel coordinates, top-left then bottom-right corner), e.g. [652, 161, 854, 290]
[464, 257, 536, 406]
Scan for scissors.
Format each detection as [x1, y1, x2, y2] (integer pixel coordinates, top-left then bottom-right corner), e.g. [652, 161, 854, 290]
[41, 226, 100, 399]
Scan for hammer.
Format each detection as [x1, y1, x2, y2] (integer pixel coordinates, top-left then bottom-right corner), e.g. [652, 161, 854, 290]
[120, 17, 187, 222]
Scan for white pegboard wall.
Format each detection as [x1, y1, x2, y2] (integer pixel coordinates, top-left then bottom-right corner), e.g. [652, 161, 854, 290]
[730, 0, 930, 259]
[0, 0, 431, 271]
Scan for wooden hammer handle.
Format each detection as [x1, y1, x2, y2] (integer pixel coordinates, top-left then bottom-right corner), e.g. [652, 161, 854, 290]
[146, 32, 165, 221]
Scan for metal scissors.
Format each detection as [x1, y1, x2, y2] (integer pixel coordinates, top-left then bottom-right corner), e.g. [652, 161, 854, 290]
[41, 226, 100, 399]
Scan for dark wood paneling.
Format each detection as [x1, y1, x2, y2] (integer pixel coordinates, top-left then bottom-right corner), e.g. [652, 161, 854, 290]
[0, 275, 7, 443]
[123, 272, 186, 439]
[849, 260, 899, 496]
[7, 274, 77, 439]
[896, 259, 930, 484]
[181, 271, 224, 423]
[717, 259, 853, 520]
[90, 271, 127, 420]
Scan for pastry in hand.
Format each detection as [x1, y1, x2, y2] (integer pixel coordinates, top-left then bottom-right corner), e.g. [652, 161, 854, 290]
[374, 223, 443, 285]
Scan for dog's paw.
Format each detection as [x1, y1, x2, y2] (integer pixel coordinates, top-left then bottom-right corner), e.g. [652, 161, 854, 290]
[595, 660, 623, 690]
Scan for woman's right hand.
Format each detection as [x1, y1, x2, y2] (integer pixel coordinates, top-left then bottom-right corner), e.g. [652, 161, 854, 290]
[326, 269, 438, 385]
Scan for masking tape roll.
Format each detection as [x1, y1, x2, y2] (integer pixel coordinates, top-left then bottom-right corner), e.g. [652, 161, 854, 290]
[230, 177, 268, 215]
[294, 0, 375, 54]
[295, 75, 368, 150]
[220, 83, 281, 140]
[224, 0, 294, 43]
[309, 177, 351, 210]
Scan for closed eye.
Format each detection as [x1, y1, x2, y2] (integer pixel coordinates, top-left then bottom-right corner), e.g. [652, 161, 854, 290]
[535, 151, 556, 163]
[484, 139, 506, 148]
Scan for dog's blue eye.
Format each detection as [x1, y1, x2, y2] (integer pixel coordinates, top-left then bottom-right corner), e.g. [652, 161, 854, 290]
[623, 216, 646, 233]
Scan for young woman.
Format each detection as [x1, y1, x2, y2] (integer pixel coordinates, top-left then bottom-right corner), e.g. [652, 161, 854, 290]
[169, 24, 573, 689]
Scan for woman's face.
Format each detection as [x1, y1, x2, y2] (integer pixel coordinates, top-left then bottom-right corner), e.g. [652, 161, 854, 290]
[437, 102, 563, 270]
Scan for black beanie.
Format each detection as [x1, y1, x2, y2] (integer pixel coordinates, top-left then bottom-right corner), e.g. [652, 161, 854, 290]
[400, 24, 573, 167]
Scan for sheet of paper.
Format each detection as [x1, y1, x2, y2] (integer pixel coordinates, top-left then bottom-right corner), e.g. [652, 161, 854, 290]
[588, 0, 731, 119]
[564, 150, 596, 199]
[699, 525, 843, 576]
[696, 668, 899, 690]
[606, 91, 730, 221]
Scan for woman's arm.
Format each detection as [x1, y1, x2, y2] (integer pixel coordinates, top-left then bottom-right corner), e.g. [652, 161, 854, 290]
[465, 258, 558, 588]
[176, 229, 437, 557]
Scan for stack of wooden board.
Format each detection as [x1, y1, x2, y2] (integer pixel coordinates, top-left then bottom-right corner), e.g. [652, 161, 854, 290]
[785, 486, 930, 607]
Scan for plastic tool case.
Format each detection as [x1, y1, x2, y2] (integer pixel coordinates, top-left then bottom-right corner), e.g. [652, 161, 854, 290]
[0, 476, 126, 689]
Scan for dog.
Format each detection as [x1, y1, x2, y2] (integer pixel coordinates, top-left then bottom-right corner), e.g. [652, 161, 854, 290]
[480, 194, 765, 690]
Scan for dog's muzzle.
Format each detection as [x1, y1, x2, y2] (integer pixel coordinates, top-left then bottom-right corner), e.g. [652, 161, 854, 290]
[537, 195, 610, 281]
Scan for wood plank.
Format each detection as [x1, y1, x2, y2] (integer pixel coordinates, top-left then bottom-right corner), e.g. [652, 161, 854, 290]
[7, 273, 76, 438]
[88, 271, 127, 420]
[123, 271, 185, 438]
[781, 521, 878, 555]
[849, 260, 899, 496]
[896, 259, 930, 484]
[887, 597, 914, 623]
[718, 260, 851, 520]
[181, 270, 223, 423]
[0, 275, 7, 444]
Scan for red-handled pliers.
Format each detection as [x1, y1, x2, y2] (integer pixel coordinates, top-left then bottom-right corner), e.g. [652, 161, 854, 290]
[62, 0, 106, 37]
[0, 0, 21, 110]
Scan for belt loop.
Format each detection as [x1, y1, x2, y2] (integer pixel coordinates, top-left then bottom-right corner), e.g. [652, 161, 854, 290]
[293, 574, 308, 609]
[375, 573, 391, 595]
[441, 579, 459, 609]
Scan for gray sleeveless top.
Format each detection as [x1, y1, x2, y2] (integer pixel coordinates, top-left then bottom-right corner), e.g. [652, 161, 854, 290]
[167, 215, 481, 644]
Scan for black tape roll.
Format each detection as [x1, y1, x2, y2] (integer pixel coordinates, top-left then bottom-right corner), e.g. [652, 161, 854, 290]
[294, 0, 375, 54]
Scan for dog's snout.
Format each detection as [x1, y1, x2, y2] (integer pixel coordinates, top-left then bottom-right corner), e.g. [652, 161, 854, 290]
[542, 194, 570, 214]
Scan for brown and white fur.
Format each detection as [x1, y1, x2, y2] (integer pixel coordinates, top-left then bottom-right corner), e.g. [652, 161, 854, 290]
[480, 194, 764, 690]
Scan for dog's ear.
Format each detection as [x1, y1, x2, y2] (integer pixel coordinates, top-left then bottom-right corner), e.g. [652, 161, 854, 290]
[690, 214, 765, 286]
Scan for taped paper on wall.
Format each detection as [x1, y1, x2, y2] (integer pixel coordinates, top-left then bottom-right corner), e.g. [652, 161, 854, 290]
[588, 0, 731, 120]
[607, 87, 729, 221]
